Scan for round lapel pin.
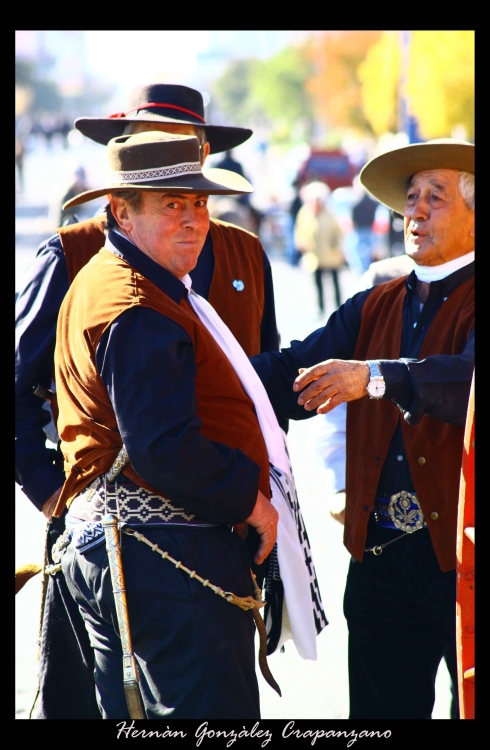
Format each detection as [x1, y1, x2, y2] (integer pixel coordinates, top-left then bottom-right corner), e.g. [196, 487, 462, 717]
[232, 279, 245, 291]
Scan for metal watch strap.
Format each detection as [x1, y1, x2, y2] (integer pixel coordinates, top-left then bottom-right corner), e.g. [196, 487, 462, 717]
[367, 360, 383, 379]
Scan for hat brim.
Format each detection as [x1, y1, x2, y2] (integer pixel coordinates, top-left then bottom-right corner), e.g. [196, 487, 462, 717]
[62, 168, 253, 210]
[75, 115, 252, 154]
[360, 140, 474, 215]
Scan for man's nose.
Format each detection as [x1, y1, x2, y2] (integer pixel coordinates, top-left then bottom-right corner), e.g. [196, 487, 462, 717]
[182, 206, 199, 228]
[407, 196, 430, 221]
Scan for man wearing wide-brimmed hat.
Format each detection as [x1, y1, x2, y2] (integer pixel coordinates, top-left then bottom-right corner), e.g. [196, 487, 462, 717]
[16, 82, 279, 526]
[15, 84, 282, 719]
[253, 138, 474, 718]
[50, 131, 326, 720]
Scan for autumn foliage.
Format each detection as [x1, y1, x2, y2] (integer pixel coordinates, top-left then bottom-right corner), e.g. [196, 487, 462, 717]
[306, 31, 382, 134]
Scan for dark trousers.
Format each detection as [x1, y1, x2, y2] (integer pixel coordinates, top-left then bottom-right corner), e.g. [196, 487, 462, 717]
[62, 523, 260, 720]
[314, 267, 341, 313]
[343, 519, 459, 719]
[34, 514, 102, 719]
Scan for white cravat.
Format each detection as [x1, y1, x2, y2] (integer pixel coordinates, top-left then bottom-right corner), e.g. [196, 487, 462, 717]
[413, 251, 474, 282]
[181, 274, 289, 475]
[181, 274, 320, 659]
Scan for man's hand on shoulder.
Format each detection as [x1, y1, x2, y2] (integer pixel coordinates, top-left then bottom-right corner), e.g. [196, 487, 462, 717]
[239, 490, 278, 565]
[293, 360, 370, 414]
[42, 487, 62, 520]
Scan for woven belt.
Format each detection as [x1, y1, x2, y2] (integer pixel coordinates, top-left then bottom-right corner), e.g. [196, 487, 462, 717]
[67, 477, 214, 527]
[374, 491, 426, 532]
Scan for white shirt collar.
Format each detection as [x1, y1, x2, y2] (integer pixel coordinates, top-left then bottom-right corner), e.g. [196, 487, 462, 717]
[413, 251, 474, 282]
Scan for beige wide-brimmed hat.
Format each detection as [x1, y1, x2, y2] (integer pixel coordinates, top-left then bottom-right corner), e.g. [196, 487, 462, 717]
[360, 138, 474, 215]
[62, 131, 253, 210]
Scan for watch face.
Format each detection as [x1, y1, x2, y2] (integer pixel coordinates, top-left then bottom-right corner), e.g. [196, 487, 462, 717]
[368, 380, 385, 397]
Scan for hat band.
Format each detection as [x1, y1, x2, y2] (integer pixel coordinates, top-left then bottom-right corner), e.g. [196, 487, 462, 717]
[109, 161, 202, 184]
[109, 102, 206, 123]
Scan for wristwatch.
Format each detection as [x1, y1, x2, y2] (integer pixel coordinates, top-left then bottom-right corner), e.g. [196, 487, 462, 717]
[366, 360, 386, 399]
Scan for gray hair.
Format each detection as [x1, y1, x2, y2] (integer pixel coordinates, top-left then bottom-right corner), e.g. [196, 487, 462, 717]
[458, 171, 474, 210]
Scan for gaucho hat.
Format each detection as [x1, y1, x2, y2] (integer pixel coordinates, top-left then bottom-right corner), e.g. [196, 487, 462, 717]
[62, 131, 253, 210]
[75, 83, 252, 155]
[360, 138, 474, 215]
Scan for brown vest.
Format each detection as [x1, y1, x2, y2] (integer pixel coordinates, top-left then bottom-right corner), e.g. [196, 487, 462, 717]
[345, 276, 474, 572]
[58, 217, 264, 356]
[53, 249, 271, 516]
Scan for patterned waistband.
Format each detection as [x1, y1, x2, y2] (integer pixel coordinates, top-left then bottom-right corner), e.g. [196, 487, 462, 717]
[373, 491, 427, 532]
[67, 477, 215, 527]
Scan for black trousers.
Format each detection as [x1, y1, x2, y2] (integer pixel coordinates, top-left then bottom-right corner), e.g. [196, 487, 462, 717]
[314, 267, 341, 313]
[62, 523, 260, 720]
[34, 513, 102, 719]
[343, 519, 459, 719]
[33, 515, 266, 720]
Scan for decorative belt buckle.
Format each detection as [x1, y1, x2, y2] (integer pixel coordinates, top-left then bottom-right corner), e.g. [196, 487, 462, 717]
[388, 491, 425, 533]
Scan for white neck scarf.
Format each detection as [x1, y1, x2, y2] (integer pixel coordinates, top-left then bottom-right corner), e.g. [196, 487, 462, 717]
[181, 274, 326, 659]
[181, 274, 289, 475]
[413, 251, 474, 282]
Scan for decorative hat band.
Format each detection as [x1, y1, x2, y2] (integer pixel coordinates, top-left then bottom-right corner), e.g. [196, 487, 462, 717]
[109, 102, 205, 122]
[108, 161, 202, 184]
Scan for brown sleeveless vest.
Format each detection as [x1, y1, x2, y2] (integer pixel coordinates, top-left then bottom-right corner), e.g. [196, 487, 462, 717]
[58, 217, 264, 356]
[53, 249, 271, 516]
[344, 275, 474, 571]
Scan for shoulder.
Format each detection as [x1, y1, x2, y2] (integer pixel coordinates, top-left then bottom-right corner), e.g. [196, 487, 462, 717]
[35, 232, 65, 259]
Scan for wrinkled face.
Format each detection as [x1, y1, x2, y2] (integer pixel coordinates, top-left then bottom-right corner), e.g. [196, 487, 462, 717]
[403, 168, 474, 266]
[112, 191, 210, 278]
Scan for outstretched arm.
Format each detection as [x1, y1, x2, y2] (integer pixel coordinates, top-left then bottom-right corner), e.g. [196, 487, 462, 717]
[294, 360, 370, 414]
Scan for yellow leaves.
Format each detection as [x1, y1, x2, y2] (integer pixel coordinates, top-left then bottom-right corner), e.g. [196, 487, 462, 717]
[407, 31, 474, 139]
[306, 31, 382, 133]
[358, 31, 401, 136]
[358, 30, 475, 140]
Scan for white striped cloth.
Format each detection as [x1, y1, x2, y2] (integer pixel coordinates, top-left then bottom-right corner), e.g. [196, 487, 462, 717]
[182, 274, 327, 659]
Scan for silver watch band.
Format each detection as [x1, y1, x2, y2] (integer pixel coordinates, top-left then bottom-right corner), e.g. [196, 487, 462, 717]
[367, 360, 383, 379]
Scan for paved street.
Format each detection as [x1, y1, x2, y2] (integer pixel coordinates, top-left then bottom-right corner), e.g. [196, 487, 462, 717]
[15, 142, 452, 720]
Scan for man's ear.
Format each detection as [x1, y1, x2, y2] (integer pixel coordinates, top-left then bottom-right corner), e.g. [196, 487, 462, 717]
[111, 196, 131, 231]
[201, 141, 211, 165]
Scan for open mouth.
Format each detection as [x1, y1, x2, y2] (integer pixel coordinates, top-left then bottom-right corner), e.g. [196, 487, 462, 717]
[409, 229, 427, 242]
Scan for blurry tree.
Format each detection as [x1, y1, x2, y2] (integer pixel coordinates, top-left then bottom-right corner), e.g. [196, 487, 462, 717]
[212, 45, 314, 143]
[213, 59, 260, 124]
[16, 56, 62, 117]
[358, 32, 400, 136]
[252, 46, 314, 141]
[359, 31, 474, 140]
[407, 31, 474, 140]
[306, 31, 382, 135]
[15, 56, 113, 122]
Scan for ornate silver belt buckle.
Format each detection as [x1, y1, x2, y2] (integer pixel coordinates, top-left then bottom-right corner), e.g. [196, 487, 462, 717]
[388, 491, 425, 533]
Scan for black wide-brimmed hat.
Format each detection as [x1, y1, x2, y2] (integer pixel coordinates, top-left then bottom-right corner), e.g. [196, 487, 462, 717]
[75, 83, 252, 155]
[62, 131, 253, 210]
[360, 138, 474, 214]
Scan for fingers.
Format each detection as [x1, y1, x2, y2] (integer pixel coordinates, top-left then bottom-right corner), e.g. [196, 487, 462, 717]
[293, 360, 371, 412]
[299, 380, 338, 411]
[293, 362, 331, 392]
[246, 491, 278, 565]
[254, 525, 276, 566]
[251, 509, 278, 565]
